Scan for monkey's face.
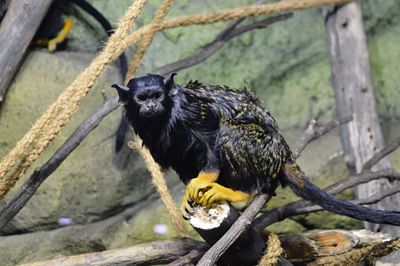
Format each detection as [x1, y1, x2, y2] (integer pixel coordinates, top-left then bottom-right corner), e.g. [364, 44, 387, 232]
[112, 73, 178, 121]
[133, 86, 166, 119]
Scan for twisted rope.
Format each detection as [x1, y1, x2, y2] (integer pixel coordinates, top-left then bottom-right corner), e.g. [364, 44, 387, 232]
[120, 0, 352, 55]
[130, 141, 189, 238]
[125, 0, 190, 238]
[125, 0, 175, 81]
[257, 233, 284, 266]
[0, 0, 147, 198]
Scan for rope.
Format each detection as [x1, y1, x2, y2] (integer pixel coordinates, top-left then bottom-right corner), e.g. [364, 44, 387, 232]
[310, 238, 400, 266]
[120, 0, 352, 54]
[0, 0, 352, 200]
[130, 141, 190, 237]
[257, 233, 284, 266]
[124, 0, 190, 238]
[0, 0, 147, 198]
[125, 0, 175, 81]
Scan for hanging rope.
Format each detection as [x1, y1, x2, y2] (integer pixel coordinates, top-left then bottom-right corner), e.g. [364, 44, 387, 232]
[0, 0, 147, 198]
[124, 0, 190, 238]
[130, 140, 190, 237]
[125, 0, 175, 81]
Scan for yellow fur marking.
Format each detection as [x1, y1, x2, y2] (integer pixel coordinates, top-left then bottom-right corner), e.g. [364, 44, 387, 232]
[197, 171, 219, 182]
[48, 18, 74, 52]
[182, 170, 249, 210]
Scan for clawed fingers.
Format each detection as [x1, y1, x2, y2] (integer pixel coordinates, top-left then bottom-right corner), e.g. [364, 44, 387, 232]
[187, 181, 211, 203]
[198, 187, 223, 207]
[181, 194, 195, 220]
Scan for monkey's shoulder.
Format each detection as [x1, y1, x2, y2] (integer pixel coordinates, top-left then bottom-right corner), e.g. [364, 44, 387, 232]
[181, 82, 260, 108]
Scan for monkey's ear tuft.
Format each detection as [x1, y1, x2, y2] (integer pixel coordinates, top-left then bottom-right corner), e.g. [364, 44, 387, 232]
[112, 84, 129, 104]
[164, 72, 178, 96]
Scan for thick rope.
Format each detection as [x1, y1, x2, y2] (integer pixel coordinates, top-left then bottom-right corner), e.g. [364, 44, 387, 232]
[0, 0, 147, 198]
[120, 0, 352, 54]
[124, 0, 190, 238]
[125, 0, 175, 81]
[310, 238, 400, 265]
[130, 141, 190, 237]
[0, 0, 352, 199]
[257, 233, 284, 266]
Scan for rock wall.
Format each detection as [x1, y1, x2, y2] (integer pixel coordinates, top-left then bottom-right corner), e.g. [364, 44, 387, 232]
[0, 0, 399, 265]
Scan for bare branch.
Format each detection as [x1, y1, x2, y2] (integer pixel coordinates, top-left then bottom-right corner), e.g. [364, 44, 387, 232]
[153, 13, 292, 76]
[0, 98, 119, 229]
[197, 193, 271, 266]
[292, 115, 352, 158]
[363, 135, 400, 171]
[19, 238, 207, 266]
[292, 185, 400, 214]
[167, 249, 205, 266]
[323, 169, 400, 195]
[254, 169, 400, 229]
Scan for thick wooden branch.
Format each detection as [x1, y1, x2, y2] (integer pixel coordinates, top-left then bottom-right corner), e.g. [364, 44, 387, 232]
[0, 0, 54, 104]
[195, 194, 272, 266]
[19, 238, 207, 266]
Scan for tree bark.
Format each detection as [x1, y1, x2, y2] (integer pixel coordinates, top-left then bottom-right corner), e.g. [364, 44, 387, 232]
[0, 0, 54, 105]
[18, 238, 207, 266]
[323, 1, 400, 262]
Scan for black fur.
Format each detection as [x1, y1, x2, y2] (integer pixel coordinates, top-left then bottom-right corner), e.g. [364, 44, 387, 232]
[113, 73, 400, 226]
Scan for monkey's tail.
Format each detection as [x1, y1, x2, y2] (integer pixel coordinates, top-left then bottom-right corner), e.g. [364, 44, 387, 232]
[70, 0, 128, 81]
[283, 162, 400, 226]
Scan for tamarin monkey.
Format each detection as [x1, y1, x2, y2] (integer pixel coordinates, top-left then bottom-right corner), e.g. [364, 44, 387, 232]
[112, 73, 400, 225]
[33, 0, 127, 80]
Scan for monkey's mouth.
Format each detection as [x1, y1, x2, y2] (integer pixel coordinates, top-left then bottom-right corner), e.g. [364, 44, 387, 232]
[141, 110, 161, 119]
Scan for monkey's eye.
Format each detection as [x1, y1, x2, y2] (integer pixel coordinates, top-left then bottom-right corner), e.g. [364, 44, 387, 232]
[136, 95, 147, 102]
[153, 92, 163, 99]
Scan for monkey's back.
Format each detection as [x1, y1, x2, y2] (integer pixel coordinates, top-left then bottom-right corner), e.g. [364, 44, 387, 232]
[181, 82, 292, 193]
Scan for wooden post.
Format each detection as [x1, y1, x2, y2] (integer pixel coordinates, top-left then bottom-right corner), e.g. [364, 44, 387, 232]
[323, 1, 400, 262]
[0, 0, 54, 104]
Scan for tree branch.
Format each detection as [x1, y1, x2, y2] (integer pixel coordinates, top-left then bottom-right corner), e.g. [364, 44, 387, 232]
[196, 193, 272, 266]
[167, 249, 205, 266]
[153, 13, 292, 76]
[254, 170, 400, 229]
[362, 135, 400, 171]
[291, 115, 352, 158]
[19, 238, 207, 266]
[292, 185, 400, 215]
[0, 98, 119, 229]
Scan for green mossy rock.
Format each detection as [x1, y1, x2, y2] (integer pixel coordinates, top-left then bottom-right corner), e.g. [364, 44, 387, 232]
[1, 0, 400, 264]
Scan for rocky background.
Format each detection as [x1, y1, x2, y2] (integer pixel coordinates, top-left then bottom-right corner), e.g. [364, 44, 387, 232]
[0, 0, 399, 265]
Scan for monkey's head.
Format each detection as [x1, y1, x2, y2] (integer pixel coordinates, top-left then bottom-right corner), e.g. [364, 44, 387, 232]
[112, 73, 178, 120]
